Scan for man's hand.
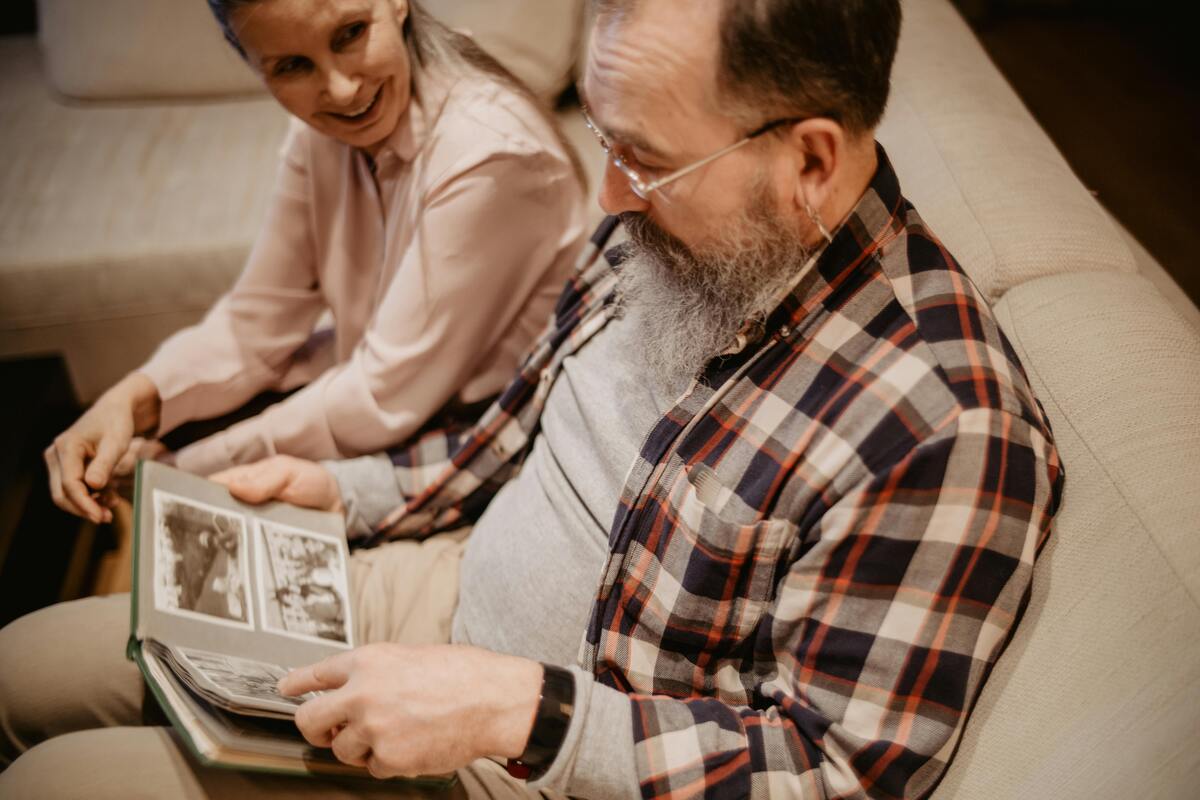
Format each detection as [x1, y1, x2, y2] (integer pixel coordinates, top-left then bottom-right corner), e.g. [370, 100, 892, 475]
[44, 372, 161, 524]
[278, 644, 543, 778]
[210, 455, 344, 514]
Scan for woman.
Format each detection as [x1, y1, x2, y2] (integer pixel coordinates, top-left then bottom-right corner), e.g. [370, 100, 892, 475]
[45, 0, 587, 524]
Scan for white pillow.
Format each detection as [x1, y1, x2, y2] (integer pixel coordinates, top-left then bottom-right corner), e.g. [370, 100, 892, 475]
[36, 0, 585, 103]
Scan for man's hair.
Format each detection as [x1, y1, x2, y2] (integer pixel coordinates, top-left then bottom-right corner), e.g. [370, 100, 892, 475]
[593, 0, 903, 134]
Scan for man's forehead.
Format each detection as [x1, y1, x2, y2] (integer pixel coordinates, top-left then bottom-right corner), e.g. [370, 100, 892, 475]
[582, 1, 723, 149]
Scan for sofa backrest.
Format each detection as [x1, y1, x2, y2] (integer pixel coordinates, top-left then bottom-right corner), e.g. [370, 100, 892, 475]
[36, 0, 585, 104]
[875, 2, 1200, 797]
[877, 0, 1139, 304]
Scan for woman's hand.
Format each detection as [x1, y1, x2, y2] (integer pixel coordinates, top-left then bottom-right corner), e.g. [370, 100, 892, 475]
[44, 372, 161, 524]
[210, 455, 344, 514]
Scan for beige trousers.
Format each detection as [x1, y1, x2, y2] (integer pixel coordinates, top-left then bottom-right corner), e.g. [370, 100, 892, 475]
[0, 531, 552, 799]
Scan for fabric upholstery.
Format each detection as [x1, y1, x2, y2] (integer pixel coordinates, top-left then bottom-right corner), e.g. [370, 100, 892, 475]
[35, 0, 586, 104]
[36, 0, 264, 99]
[877, 0, 1138, 302]
[434, 0, 586, 103]
[935, 272, 1200, 798]
[0, 37, 288, 399]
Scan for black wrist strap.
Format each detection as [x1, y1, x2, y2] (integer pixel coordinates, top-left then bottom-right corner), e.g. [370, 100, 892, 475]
[506, 664, 575, 781]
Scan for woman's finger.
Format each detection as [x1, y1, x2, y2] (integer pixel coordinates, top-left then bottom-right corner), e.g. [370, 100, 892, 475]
[53, 439, 104, 522]
[84, 427, 131, 490]
[45, 445, 82, 517]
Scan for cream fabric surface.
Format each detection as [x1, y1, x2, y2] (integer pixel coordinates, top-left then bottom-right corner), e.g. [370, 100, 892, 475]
[36, 0, 586, 105]
[0, 38, 289, 400]
[877, 0, 1138, 303]
[434, 0, 586, 104]
[36, 0, 264, 99]
[933, 272, 1200, 799]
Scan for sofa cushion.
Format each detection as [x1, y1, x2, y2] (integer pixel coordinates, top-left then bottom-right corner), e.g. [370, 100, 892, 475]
[36, 0, 264, 99]
[877, 0, 1138, 303]
[934, 272, 1200, 798]
[435, 0, 586, 104]
[36, 0, 585, 104]
[0, 37, 290, 399]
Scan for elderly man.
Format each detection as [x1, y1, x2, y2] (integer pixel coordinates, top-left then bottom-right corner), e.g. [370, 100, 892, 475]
[0, 0, 1062, 797]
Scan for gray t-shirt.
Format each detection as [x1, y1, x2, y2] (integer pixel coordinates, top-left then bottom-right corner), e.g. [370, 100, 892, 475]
[325, 302, 688, 797]
[452, 305, 684, 665]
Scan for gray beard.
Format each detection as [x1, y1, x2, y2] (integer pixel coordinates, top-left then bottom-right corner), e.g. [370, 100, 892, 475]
[616, 189, 813, 380]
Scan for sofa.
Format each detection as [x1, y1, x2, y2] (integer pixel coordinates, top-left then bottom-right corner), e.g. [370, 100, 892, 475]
[1, 0, 1197, 797]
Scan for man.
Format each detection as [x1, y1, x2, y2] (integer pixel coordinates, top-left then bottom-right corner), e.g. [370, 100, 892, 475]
[0, 0, 1062, 797]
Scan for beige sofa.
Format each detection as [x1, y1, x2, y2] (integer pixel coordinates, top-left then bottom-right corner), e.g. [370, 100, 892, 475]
[1, 0, 1197, 796]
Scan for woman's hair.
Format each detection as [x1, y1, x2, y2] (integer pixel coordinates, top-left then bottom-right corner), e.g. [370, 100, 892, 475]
[206, 0, 585, 186]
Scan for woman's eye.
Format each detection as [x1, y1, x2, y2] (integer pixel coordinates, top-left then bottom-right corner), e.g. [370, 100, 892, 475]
[335, 22, 367, 48]
[272, 57, 311, 77]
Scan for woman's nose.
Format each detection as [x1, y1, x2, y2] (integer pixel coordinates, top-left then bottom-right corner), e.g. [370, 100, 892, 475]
[323, 67, 361, 106]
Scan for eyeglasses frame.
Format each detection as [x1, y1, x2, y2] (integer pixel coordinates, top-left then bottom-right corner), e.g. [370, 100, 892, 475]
[580, 103, 806, 200]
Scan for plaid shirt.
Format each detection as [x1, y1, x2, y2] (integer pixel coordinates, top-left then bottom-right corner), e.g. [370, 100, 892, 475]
[363, 146, 1063, 799]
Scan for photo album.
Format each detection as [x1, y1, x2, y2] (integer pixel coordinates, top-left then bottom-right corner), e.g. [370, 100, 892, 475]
[128, 460, 448, 786]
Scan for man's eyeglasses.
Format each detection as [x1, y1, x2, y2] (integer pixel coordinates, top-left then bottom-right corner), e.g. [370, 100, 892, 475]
[580, 104, 805, 201]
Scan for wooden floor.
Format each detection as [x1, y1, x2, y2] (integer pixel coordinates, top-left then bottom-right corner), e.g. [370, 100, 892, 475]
[967, 6, 1200, 306]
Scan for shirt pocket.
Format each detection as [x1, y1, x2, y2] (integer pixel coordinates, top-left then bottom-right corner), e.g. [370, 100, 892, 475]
[641, 463, 799, 660]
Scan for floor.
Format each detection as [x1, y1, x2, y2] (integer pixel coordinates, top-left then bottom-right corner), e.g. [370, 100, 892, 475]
[966, 5, 1200, 306]
[1, 6, 1197, 625]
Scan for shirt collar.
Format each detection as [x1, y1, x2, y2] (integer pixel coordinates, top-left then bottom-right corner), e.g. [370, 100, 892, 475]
[762, 142, 905, 337]
[713, 143, 903, 360]
[372, 60, 456, 164]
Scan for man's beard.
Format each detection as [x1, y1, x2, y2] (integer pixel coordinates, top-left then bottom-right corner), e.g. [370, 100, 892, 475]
[617, 182, 813, 381]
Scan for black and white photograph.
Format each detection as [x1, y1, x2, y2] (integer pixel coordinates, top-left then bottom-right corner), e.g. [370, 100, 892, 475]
[177, 647, 301, 708]
[256, 521, 351, 646]
[153, 490, 253, 629]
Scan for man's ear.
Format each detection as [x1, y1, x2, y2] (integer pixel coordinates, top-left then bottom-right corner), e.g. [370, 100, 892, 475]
[786, 118, 845, 216]
[391, 0, 410, 24]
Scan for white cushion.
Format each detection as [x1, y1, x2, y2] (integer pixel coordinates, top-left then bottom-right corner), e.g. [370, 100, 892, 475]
[879, 0, 1138, 302]
[934, 272, 1200, 799]
[36, 0, 585, 104]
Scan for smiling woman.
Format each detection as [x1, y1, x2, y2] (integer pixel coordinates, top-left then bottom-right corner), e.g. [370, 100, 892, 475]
[42, 0, 588, 525]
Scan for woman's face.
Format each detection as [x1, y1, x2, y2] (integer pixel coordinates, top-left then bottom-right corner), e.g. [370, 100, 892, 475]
[232, 0, 412, 153]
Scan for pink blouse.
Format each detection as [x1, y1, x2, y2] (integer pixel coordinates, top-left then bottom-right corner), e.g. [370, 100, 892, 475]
[140, 65, 587, 476]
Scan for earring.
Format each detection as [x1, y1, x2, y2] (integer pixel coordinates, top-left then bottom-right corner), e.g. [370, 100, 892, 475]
[805, 201, 834, 245]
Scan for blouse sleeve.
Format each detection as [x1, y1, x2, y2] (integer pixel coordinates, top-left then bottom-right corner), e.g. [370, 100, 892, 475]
[170, 146, 584, 475]
[140, 121, 328, 438]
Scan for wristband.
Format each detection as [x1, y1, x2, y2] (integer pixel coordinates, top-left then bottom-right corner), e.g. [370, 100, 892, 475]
[505, 664, 574, 781]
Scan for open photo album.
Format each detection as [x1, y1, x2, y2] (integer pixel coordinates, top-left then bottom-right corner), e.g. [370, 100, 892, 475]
[127, 460, 450, 786]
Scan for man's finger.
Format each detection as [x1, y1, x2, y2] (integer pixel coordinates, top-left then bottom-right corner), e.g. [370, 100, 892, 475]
[330, 725, 372, 767]
[292, 692, 350, 747]
[279, 652, 353, 696]
[214, 463, 290, 505]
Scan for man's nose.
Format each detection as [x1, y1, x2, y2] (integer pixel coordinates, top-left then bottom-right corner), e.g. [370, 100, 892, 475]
[598, 159, 651, 216]
[323, 67, 361, 105]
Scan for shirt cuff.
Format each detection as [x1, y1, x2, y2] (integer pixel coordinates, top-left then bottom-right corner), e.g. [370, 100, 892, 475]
[321, 454, 406, 540]
[527, 667, 640, 799]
